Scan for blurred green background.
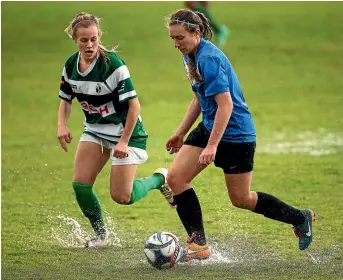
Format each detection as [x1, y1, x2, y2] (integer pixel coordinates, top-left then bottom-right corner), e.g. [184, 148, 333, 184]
[2, 1, 343, 279]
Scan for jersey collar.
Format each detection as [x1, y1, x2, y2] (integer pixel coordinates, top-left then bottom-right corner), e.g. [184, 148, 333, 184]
[77, 52, 100, 77]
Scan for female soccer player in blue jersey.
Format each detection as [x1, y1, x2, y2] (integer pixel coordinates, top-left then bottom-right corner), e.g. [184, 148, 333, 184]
[57, 12, 174, 248]
[164, 9, 315, 261]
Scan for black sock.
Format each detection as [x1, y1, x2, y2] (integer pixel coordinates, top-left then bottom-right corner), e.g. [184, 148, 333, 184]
[173, 188, 206, 245]
[253, 192, 305, 227]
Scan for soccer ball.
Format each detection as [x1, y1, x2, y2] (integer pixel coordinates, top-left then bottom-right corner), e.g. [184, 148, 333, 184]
[144, 231, 184, 269]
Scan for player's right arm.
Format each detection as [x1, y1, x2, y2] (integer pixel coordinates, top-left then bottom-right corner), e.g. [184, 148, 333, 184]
[57, 64, 75, 152]
[175, 92, 201, 137]
[166, 93, 201, 154]
[57, 100, 73, 152]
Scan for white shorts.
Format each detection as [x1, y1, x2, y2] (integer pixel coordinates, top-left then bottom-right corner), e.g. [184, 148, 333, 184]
[80, 133, 148, 165]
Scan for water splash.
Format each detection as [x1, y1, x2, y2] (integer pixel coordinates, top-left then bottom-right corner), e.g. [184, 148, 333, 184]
[50, 213, 122, 248]
[179, 242, 234, 266]
[200, 242, 234, 265]
[51, 215, 89, 247]
[306, 251, 320, 264]
[177, 236, 283, 267]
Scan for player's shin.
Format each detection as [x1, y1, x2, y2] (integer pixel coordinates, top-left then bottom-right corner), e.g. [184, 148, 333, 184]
[72, 182, 106, 237]
[128, 173, 165, 204]
[253, 191, 305, 226]
[173, 188, 206, 245]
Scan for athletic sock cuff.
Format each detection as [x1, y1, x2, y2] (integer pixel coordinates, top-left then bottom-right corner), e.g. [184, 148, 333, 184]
[72, 182, 93, 189]
[173, 188, 196, 204]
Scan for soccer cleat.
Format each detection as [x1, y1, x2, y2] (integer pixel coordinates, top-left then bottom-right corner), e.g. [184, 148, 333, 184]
[181, 233, 211, 262]
[154, 168, 176, 208]
[215, 25, 230, 48]
[85, 232, 109, 248]
[294, 209, 316, 250]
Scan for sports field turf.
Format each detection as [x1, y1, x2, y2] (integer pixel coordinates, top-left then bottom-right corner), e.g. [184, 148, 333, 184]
[2, 2, 343, 279]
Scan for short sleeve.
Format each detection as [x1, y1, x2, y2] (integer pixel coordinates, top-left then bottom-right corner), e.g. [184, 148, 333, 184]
[59, 66, 75, 101]
[198, 56, 230, 97]
[105, 56, 137, 103]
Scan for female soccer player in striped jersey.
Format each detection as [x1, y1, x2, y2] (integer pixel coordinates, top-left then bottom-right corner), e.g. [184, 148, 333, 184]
[57, 12, 173, 248]
[164, 9, 315, 261]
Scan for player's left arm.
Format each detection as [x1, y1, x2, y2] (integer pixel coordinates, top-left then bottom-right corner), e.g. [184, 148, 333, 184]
[113, 96, 140, 159]
[120, 97, 140, 144]
[107, 58, 139, 158]
[201, 55, 232, 147]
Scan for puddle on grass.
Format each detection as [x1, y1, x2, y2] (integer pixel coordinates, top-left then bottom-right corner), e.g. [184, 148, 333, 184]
[50, 213, 122, 248]
[179, 238, 342, 267]
[176, 236, 283, 266]
[258, 129, 343, 156]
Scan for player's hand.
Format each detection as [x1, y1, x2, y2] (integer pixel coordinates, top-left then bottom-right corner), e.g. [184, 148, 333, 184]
[57, 124, 73, 152]
[199, 145, 217, 165]
[166, 134, 184, 154]
[113, 140, 128, 159]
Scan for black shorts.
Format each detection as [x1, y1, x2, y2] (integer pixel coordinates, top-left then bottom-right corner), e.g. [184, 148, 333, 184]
[184, 122, 256, 174]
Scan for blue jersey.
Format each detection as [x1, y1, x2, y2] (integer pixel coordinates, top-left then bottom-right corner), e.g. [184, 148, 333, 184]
[183, 39, 256, 143]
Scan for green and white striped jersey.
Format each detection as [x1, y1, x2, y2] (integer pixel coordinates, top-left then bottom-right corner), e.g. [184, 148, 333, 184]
[59, 51, 148, 150]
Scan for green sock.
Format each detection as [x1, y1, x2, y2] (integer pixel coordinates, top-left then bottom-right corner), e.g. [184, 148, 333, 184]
[194, 4, 221, 34]
[72, 182, 106, 237]
[129, 174, 164, 204]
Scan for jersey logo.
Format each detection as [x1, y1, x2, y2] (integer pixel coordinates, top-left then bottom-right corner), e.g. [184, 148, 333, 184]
[80, 101, 116, 117]
[98, 102, 116, 117]
[80, 101, 98, 114]
[96, 83, 102, 94]
[118, 82, 125, 94]
[69, 83, 82, 94]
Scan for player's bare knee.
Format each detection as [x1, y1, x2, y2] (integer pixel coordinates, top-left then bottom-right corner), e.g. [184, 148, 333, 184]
[166, 171, 182, 189]
[110, 193, 131, 204]
[230, 194, 251, 209]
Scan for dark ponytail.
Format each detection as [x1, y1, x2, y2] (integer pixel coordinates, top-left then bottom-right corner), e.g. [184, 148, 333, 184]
[193, 11, 212, 41]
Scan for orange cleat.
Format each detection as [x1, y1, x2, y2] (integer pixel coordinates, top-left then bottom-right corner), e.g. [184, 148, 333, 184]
[181, 233, 210, 262]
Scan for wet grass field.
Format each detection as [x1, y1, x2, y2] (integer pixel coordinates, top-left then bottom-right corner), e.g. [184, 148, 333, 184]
[2, 1, 343, 279]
